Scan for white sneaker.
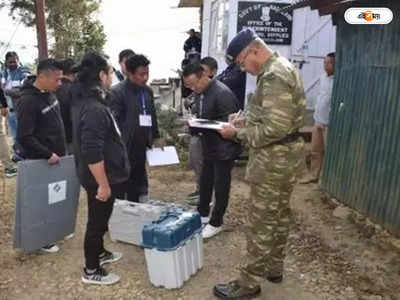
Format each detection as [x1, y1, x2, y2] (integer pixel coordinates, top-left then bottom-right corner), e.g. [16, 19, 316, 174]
[201, 217, 210, 224]
[64, 233, 74, 240]
[82, 267, 120, 285]
[202, 224, 222, 239]
[99, 251, 122, 266]
[138, 194, 149, 203]
[41, 244, 60, 253]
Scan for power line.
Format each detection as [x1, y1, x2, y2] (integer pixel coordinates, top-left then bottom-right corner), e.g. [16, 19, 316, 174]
[0, 18, 22, 59]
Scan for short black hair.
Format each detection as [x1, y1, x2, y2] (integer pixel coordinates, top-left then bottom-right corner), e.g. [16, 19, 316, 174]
[327, 52, 335, 58]
[182, 62, 204, 78]
[200, 56, 218, 72]
[119, 49, 135, 63]
[37, 59, 63, 75]
[125, 54, 150, 74]
[5, 51, 18, 61]
[60, 58, 76, 75]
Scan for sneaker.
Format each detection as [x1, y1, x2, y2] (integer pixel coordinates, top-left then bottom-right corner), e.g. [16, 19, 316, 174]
[64, 233, 74, 240]
[299, 175, 319, 184]
[4, 167, 17, 178]
[41, 244, 60, 253]
[202, 224, 222, 239]
[201, 217, 210, 224]
[11, 155, 22, 163]
[99, 250, 122, 266]
[186, 197, 199, 206]
[82, 267, 120, 285]
[138, 194, 149, 203]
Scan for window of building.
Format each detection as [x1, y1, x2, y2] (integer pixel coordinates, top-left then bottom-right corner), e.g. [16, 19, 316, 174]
[209, 0, 230, 54]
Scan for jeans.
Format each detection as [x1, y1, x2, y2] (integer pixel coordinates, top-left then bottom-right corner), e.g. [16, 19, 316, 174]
[7, 111, 17, 144]
[0, 116, 13, 169]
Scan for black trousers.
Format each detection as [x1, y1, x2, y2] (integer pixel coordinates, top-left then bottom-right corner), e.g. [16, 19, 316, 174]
[197, 159, 234, 227]
[84, 187, 116, 270]
[114, 151, 147, 203]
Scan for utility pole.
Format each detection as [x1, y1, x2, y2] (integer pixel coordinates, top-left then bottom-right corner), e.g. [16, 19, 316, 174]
[35, 0, 48, 60]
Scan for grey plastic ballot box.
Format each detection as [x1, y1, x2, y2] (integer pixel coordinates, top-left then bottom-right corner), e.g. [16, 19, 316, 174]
[13, 155, 80, 252]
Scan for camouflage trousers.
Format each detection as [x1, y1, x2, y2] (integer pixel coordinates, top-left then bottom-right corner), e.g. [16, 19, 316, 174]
[238, 177, 296, 288]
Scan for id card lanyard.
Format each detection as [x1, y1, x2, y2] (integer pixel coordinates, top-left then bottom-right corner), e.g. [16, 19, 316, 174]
[141, 91, 147, 115]
[139, 90, 152, 127]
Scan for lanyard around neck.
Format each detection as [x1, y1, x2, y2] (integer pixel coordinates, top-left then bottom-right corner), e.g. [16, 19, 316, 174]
[140, 91, 147, 115]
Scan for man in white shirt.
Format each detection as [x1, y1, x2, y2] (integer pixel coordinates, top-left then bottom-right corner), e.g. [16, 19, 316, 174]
[301, 52, 335, 184]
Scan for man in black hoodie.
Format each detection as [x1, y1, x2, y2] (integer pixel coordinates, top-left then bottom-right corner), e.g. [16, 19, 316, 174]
[17, 59, 66, 253]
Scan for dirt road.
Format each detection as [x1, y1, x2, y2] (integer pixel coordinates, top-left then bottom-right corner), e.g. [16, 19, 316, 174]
[1, 166, 399, 300]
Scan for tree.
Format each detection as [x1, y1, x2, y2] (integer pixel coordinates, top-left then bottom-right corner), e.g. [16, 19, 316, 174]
[7, 0, 106, 59]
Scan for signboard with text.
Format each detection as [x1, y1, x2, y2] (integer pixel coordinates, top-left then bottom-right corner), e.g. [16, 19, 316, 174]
[238, 2, 293, 45]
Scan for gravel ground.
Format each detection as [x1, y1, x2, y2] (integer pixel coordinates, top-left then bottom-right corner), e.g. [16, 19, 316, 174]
[0, 165, 399, 300]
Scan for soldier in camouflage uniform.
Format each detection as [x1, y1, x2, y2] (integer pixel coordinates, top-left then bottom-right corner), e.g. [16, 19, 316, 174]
[216, 28, 306, 299]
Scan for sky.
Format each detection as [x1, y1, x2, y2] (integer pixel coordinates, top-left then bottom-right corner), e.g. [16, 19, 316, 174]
[0, 0, 200, 79]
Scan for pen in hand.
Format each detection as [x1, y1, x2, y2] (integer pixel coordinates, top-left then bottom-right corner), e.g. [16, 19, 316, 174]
[230, 109, 243, 123]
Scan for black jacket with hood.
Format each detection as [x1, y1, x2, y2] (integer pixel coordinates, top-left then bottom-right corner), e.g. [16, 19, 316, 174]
[16, 77, 66, 159]
[70, 83, 130, 189]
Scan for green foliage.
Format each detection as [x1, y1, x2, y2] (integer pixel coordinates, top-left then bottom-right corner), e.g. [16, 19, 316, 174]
[7, 0, 106, 59]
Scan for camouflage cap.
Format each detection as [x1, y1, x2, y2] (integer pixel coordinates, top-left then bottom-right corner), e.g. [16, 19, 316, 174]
[226, 28, 258, 65]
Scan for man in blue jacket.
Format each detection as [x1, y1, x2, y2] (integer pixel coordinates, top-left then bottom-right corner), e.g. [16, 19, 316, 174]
[0, 51, 31, 147]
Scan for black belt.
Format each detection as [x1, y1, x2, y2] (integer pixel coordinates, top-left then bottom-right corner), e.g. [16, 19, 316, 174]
[269, 131, 301, 147]
[9, 108, 14, 112]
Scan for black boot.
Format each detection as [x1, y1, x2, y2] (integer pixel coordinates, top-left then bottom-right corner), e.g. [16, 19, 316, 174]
[213, 280, 261, 299]
[267, 274, 283, 283]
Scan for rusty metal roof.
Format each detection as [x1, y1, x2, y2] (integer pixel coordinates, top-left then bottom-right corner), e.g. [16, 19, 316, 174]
[178, 0, 203, 7]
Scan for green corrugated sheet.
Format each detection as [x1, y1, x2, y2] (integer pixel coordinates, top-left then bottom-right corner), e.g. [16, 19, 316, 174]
[322, 1, 400, 236]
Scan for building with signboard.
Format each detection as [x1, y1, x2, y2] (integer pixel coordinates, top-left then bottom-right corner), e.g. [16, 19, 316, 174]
[190, 0, 336, 115]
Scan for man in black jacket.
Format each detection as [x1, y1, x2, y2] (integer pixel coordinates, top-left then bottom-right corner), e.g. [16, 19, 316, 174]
[184, 29, 202, 57]
[70, 52, 130, 285]
[118, 49, 135, 78]
[56, 58, 76, 154]
[17, 59, 66, 253]
[183, 62, 241, 239]
[217, 63, 247, 110]
[111, 54, 164, 203]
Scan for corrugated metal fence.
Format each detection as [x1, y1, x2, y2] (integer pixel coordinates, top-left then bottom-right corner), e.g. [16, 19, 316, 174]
[322, 1, 400, 236]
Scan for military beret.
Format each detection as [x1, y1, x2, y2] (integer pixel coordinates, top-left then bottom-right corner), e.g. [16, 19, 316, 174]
[226, 28, 258, 65]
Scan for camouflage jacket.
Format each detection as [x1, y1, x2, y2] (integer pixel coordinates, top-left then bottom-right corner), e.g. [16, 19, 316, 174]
[237, 52, 306, 184]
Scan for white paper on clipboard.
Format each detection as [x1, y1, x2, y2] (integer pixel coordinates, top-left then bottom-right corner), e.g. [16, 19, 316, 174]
[146, 146, 180, 167]
[188, 118, 230, 131]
